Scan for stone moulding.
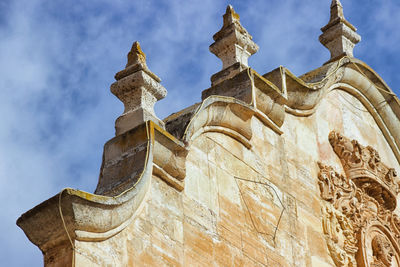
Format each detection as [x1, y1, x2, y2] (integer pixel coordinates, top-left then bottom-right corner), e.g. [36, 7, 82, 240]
[16, 121, 187, 253]
[264, 57, 400, 164]
[152, 125, 188, 191]
[183, 95, 284, 148]
[202, 68, 287, 128]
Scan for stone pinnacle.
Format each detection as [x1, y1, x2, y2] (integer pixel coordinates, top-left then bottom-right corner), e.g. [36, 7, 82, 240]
[319, 0, 361, 62]
[210, 5, 259, 71]
[111, 41, 167, 135]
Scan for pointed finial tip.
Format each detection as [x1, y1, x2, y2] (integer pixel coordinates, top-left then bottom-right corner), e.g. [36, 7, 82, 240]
[223, 4, 240, 25]
[126, 41, 146, 68]
[131, 41, 146, 59]
[226, 5, 234, 12]
[132, 41, 140, 50]
[331, 0, 343, 8]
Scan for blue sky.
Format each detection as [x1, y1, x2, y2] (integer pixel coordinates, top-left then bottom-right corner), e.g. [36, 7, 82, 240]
[0, 0, 399, 265]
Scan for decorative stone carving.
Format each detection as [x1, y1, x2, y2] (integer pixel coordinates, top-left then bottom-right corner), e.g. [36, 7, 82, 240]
[371, 235, 394, 267]
[328, 131, 400, 211]
[111, 41, 167, 135]
[318, 163, 359, 266]
[319, 0, 361, 62]
[318, 132, 400, 267]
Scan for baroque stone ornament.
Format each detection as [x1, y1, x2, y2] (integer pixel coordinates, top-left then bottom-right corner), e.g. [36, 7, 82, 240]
[371, 235, 395, 267]
[318, 131, 400, 267]
[328, 131, 400, 211]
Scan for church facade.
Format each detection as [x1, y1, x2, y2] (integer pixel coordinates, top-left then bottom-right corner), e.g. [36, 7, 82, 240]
[17, 1, 400, 266]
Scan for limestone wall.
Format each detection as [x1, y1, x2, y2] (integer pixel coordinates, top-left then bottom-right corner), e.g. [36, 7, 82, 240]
[67, 89, 400, 267]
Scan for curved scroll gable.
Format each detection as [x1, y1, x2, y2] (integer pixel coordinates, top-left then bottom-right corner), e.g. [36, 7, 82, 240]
[16, 39, 192, 264]
[181, 95, 283, 149]
[17, 121, 156, 252]
[267, 57, 400, 164]
[282, 58, 399, 118]
[338, 62, 400, 158]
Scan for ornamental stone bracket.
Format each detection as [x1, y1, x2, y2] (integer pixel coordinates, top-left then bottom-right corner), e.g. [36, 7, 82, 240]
[317, 131, 400, 267]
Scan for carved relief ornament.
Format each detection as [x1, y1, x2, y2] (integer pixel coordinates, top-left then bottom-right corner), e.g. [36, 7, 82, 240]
[318, 131, 400, 267]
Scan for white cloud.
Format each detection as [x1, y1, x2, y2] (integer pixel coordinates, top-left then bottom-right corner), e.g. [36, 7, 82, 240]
[0, 0, 399, 265]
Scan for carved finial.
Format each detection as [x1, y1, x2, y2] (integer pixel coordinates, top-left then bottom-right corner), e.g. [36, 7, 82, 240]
[126, 41, 146, 68]
[319, 0, 361, 62]
[111, 41, 167, 135]
[210, 5, 259, 71]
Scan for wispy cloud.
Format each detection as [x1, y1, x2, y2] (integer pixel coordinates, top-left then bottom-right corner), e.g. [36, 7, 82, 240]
[0, 0, 399, 265]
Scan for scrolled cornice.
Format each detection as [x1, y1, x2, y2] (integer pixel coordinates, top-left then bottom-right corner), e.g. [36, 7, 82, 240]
[16, 121, 171, 252]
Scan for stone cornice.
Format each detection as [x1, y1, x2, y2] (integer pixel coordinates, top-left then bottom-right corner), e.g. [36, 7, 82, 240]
[189, 56, 400, 164]
[182, 95, 283, 150]
[252, 57, 399, 164]
[201, 68, 287, 129]
[166, 57, 400, 164]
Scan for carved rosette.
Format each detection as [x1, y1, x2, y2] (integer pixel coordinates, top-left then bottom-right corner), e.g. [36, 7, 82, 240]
[318, 132, 400, 267]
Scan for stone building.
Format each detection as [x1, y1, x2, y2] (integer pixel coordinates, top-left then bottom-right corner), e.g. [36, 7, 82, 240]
[17, 1, 400, 266]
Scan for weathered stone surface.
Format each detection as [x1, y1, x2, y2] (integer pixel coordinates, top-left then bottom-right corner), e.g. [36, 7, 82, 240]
[17, 3, 400, 267]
